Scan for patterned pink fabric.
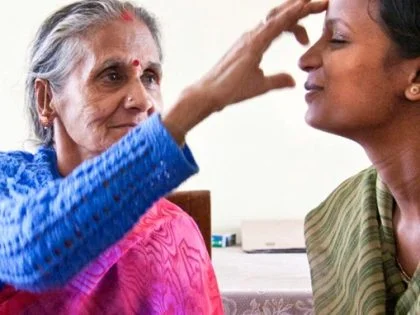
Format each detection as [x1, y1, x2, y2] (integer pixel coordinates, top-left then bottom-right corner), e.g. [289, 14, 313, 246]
[0, 199, 223, 315]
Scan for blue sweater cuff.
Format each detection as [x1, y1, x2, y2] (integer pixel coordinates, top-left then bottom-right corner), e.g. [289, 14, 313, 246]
[145, 113, 199, 177]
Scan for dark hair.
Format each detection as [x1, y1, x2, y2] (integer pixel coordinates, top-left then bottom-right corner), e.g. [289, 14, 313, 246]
[377, 0, 420, 58]
[26, 0, 162, 146]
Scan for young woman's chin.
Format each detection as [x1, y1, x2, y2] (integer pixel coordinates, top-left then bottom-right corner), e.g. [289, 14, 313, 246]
[305, 110, 343, 136]
[304, 108, 326, 130]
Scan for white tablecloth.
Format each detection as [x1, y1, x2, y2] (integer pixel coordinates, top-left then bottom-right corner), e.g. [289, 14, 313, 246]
[212, 247, 313, 315]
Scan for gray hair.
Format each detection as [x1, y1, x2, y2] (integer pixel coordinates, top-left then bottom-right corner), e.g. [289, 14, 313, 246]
[26, 0, 162, 146]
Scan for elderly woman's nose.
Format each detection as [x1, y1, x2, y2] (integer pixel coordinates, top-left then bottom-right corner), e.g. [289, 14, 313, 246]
[125, 84, 154, 112]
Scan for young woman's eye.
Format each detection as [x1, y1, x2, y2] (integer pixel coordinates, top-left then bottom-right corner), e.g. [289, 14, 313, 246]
[329, 39, 348, 44]
[329, 31, 348, 46]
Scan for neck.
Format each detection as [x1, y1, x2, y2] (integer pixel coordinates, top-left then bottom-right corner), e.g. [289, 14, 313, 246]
[361, 121, 420, 221]
[53, 121, 95, 177]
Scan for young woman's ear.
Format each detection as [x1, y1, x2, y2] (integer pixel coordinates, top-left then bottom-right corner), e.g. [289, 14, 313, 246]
[405, 84, 420, 101]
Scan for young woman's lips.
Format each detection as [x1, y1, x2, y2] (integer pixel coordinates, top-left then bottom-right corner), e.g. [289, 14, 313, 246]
[304, 82, 323, 103]
[304, 82, 323, 91]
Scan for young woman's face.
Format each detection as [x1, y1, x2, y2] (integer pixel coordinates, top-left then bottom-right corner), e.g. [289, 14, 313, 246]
[54, 18, 162, 160]
[299, 0, 411, 140]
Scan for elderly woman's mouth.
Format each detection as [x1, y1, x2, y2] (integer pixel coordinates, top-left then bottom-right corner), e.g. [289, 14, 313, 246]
[109, 123, 138, 129]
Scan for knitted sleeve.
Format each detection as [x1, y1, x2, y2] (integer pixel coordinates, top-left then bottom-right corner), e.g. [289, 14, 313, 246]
[0, 114, 198, 292]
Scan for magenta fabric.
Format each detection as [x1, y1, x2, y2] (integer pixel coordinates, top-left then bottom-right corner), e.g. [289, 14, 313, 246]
[0, 199, 223, 315]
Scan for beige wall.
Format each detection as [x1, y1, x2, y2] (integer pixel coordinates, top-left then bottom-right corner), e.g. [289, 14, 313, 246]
[0, 0, 370, 235]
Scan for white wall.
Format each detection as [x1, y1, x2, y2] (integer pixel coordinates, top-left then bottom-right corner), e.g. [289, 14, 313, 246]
[0, 1, 370, 236]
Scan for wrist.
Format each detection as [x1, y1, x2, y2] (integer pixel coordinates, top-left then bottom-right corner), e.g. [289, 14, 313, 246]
[162, 85, 216, 145]
[180, 83, 219, 117]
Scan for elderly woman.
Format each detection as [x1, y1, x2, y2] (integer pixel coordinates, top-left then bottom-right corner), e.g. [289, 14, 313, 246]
[0, 0, 325, 313]
[299, 0, 420, 313]
[0, 1, 224, 313]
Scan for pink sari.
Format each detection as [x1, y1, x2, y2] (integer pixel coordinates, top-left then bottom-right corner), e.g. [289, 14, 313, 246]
[0, 199, 223, 315]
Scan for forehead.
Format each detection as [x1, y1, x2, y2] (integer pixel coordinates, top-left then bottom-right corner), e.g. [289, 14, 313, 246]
[325, 0, 400, 66]
[326, 0, 377, 30]
[328, 0, 370, 15]
[82, 19, 160, 65]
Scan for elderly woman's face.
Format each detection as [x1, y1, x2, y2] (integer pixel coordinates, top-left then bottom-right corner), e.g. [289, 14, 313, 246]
[299, 0, 411, 141]
[54, 18, 162, 159]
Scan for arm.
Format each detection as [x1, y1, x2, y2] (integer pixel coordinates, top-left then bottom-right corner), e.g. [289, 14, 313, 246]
[0, 114, 198, 292]
[1, 0, 326, 293]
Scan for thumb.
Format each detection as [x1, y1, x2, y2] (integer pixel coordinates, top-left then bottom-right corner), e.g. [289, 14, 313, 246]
[265, 73, 296, 91]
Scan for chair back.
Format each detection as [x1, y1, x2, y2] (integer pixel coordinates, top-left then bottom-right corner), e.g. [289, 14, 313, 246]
[167, 190, 212, 257]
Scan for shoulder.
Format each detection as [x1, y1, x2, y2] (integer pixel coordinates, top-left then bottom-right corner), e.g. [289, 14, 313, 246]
[304, 167, 379, 262]
[0, 150, 35, 178]
[0, 147, 57, 195]
[305, 167, 377, 229]
[0, 150, 34, 165]
[324, 167, 376, 202]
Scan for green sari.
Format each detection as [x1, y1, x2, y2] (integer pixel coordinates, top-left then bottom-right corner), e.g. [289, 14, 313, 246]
[305, 167, 420, 314]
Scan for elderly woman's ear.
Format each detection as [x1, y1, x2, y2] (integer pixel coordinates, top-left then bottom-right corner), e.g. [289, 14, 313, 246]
[35, 79, 57, 127]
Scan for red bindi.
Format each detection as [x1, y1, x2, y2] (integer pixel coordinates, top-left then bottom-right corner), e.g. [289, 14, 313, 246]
[121, 10, 134, 22]
[132, 59, 140, 67]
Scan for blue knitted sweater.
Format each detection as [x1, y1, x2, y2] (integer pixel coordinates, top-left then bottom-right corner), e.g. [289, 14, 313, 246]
[0, 114, 198, 292]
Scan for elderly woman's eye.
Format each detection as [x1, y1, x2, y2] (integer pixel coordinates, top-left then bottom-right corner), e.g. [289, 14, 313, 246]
[141, 70, 159, 87]
[105, 71, 122, 82]
[100, 69, 124, 84]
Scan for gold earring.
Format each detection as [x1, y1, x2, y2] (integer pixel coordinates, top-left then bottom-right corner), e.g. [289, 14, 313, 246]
[40, 116, 50, 127]
[410, 85, 420, 95]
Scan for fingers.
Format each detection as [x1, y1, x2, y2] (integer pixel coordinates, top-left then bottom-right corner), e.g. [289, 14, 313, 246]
[264, 73, 296, 92]
[256, 0, 327, 53]
[267, 0, 327, 20]
[189, 0, 325, 112]
[299, 0, 328, 19]
[266, 0, 310, 20]
[289, 24, 309, 45]
[258, 0, 307, 50]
